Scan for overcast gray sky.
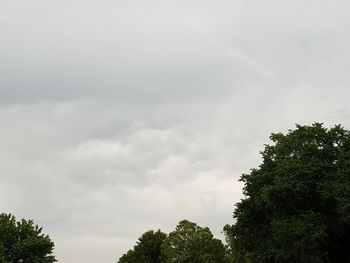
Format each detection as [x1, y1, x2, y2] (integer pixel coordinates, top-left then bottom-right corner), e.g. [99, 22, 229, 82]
[1, 0, 350, 262]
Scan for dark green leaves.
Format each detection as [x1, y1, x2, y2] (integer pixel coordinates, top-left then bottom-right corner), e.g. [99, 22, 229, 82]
[226, 123, 350, 262]
[118, 230, 166, 263]
[0, 213, 56, 263]
[118, 220, 228, 263]
[161, 220, 227, 263]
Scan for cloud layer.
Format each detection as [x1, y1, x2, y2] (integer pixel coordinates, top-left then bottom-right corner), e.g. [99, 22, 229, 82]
[1, 1, 350, 262]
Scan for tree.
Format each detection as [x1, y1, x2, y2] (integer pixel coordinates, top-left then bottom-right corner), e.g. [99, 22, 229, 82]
[161, 219, 228, 263]
[118, 230, 166, 263]
[225, 123, 350, 262]
[0, 213, 56, 263]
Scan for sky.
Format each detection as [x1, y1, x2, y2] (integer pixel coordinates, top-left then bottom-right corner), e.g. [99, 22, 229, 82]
[1, 0, 350, 262]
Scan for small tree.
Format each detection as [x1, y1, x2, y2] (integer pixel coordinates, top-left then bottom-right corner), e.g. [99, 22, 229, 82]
[0, 213, 56, 263]
[225, 123, 350, 262]
[161, 220, 227, 263]
[118, 230, 166, 263]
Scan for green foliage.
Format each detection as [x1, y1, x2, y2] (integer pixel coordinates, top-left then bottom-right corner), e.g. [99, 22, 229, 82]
[118, 220, 228, 263]
[223, 225, 237, 263]
[0, 213, 56, 263]
[118, 230, 166, 263]
[161, 220, 227, 263]
[225, 123, 350, 262]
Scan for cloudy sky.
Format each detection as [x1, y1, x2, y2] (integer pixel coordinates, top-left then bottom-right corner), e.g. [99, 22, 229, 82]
[1, 0, 350, 262]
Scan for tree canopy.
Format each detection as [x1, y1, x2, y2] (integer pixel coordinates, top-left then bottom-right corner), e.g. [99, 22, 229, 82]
[0, 213, 56, 263]
[118, 230, 166, 263]
[161, 220, 227, 263]
[225, 123, 350, 262]
[118, 220, 228, 263]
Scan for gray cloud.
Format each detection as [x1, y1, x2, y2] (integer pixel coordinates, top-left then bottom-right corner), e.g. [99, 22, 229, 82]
[1, 0, 350, 262]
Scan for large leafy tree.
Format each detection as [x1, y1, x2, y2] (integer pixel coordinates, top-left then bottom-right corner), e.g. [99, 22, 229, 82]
[118, 230, 166, 263]
[161, 220, 227, 263]
[225, 123, 350, 262]
[0, 213, 56, 263]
